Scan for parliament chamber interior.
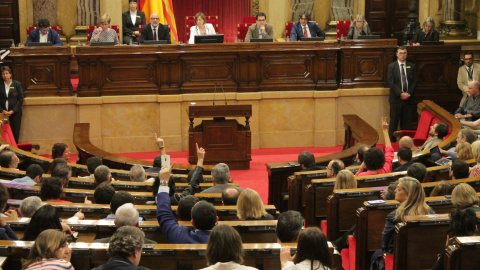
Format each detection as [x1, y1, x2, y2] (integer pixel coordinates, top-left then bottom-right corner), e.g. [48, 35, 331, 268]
[0, 0, 479, 269]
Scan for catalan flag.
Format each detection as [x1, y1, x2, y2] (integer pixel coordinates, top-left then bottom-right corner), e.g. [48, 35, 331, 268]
[139, 0, 178, 44]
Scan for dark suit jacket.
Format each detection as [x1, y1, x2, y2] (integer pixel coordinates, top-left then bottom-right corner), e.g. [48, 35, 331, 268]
[245, 23, 274, 42]
[387, 60, 418, 104]
[25, 28, 63, 46]
[140, 23, 171, 44]
[290, 22, 324, 41]
[0, 80, 24, 114]
[122, 10, 146, 36]
[412, 29, 439, 44]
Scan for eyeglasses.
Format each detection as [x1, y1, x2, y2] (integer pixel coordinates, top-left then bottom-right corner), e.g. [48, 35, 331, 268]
[465, 58, 473, 61]
[257, 19, 266, 22]
[398, 52, 407, 55]
[151, 18, 160, 20]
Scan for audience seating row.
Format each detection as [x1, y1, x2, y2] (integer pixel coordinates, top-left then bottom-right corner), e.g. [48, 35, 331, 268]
[6, 199, 277, 221]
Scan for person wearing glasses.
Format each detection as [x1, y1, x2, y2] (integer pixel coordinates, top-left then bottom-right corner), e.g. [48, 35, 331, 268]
[412, 17, 439, 46]
[140, 13, 171, 44]
[25, 19, 63, 46]
[346, 14, 371, 39]
[290, 11, 324, 41]
[188, 12, 216, 44]
[91, 14, 120, 45]
[387, 46, 418, 142]
[457, 51, 480, 106]
[245, 12, 273, 42]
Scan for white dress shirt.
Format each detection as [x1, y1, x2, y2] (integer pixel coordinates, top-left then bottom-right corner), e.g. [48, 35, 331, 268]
[130, 11, 137, 26]
[39, 32, 48, 43]
[302, 24, 311, 37]
[4, 80, 11, 110]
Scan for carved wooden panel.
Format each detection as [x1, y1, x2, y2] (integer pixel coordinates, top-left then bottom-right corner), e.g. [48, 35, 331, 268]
[0, 0, 19, 48]
[9, 47, 72, 96]
[365, 0, 416, 39]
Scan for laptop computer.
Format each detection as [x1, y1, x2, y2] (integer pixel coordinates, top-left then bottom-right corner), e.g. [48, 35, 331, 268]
[90, 42, 115, 46]
[429, 145, 452, 166]
[300, 37, 325, 41]
[27, 42, 53, 47]
[249, 38, 273, 43]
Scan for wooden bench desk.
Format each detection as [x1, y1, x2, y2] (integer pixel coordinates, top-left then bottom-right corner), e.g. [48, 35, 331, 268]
[445, 235, 480, 270]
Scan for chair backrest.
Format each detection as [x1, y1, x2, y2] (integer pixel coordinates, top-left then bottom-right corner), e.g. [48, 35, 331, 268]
[242, 17, 256, 24]
[413, 110, 437, 145]
[26, 26, 36, 36]
[87, 25, 120, 42]
[285, 22, 295, 39]
[51, 25, 61, 35]
[337, 20, 351, 39]
[1, 123, 18, 148]
[237, 23, 254, 42]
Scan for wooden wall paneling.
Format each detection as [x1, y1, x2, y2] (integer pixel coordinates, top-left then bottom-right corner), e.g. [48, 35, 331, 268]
[0, 0, 19, 48]
[9, 47, 72, 96]
[158, 53, 181, 95]
[313, 50, 338, 90]
[237, 52, 259, 92]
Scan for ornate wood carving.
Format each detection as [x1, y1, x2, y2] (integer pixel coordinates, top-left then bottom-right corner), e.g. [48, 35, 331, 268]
[251, 0, 259, 16]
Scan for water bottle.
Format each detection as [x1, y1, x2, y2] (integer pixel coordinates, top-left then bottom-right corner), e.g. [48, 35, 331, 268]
[286, 36, 290, 42]
[11, 40, 15, 47]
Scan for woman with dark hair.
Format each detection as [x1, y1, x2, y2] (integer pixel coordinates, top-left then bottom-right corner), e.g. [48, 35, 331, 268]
[51, 143, 70, 161]
[22, 204, 71, 241]
[431, 208, 478, 270]
[22, 229, 73, 270]
[201, 224, 258, 270]
[280, 227, 331, 270]
[188, 12, 216, 44]
[0, 66, 24, 143]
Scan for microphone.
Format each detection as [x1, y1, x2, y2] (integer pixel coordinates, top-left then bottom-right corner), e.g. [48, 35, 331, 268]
[213, 83, 217, 106]
[221, 83, 227, 105]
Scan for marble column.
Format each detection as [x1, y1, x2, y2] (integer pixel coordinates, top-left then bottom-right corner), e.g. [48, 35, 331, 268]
[33, 0, 57, 25]
[439, 0, 472, 36]
[77, 0, 100, 26]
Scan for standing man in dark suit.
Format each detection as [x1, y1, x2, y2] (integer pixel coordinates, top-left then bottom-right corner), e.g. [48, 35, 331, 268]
[290, 11, 324, 41]
[25, 19, 63, 46]
[140, 13, 171, 44]
[122, 0, 146, 44]
[0, 66, 24, 143]
[245, 12, 274, 42]
[387, 46, 418, 142]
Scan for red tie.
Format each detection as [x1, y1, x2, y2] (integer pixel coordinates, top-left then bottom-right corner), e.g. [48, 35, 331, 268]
[303, 26, 308, 37]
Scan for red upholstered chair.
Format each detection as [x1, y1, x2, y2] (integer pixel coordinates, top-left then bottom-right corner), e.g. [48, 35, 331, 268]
[242, 17, 256, 24]
[26, 26, 37, 36]
[237, 23, 253, 42]
[50, 25, 61, 35]
[337, 20, 351, 39]
[341, 236, 356, 270]
[393, 110, 439, 146]
[285, 22, 295, 40]
[384, 254, 394, 270]
[1, 121, 39, 152]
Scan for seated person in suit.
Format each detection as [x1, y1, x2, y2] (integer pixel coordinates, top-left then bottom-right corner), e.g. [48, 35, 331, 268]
[326, 159, 344, 177]
[0, 150, 19, 169]
[19, 196, 44, 217]
[189, 12, 216, 44]
[80, 156, 103, 179]
[346, 14, 372, 39]
[406, 163, 427, 182]
[393, 147, 413, 172]
[352, 144, 370, 166]
[94, 182, 115, 204]
[419, 121, 448, 151]
[122, 0, 146, 45]
[93, 226, 149, 270]
[156, 165, 218, 243]
[102, 191, 135, 221]
[412, 17, 439, 46]
[25, 18, 63, 46]
[91, 14, 120, 45]
[455, 81, 480, 121]
[10, 164, 43, 186]
[450, 158, 470, 180]
[298, 151, 326, 171]
[245, 12, 273, 42]
[201, 163, 243, 193]
[51, 142, 70, 161]
[290, 11, 324, 41]
[94, 203, 156, 244]
[276, 210, 304, 243]
[222, 187, 240, 206]
[140, 13, 171, 44]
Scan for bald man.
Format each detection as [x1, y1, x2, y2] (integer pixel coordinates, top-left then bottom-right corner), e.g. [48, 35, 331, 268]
[140, 13, 171, 44]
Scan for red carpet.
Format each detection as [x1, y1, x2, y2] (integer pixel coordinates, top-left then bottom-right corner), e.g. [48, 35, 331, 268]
[116, 146, 344, 204]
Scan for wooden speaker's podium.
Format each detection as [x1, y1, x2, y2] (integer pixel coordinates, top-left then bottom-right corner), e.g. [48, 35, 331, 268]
[188, 105, 252, 170]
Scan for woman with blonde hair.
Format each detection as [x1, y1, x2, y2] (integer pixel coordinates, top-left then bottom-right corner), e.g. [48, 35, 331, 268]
[91, 14, 119, 45]
[412, 17, 439, 45]
[236, 188, 274, 220]
[469, 141, 480, 177]
[334, 170, 357, 190]
[455, 141, 473, 161]
[371, 177, 434, 269]
[451, 183, 480, 211]
[201, 224, 258, 270]
[346, 14, 371, 39]
[188, 12, 216, 44]
[22, 229, 73, 270]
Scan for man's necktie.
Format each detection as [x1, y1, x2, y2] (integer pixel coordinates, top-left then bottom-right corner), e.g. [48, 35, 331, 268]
[303, 26, 308, 37]
[401, 64, 408, 92]
[468, 67, 473, 81]
[153, 27, 157, 40]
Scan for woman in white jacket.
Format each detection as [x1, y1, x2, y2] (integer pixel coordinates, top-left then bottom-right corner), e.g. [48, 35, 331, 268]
[189, 12, 216, 44]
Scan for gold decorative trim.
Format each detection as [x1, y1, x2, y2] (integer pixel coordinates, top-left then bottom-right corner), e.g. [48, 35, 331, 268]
[251, 0, 259, 16]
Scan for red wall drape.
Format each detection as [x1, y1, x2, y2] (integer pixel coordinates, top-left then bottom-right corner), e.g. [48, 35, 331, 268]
[171, 0, 251, 43]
